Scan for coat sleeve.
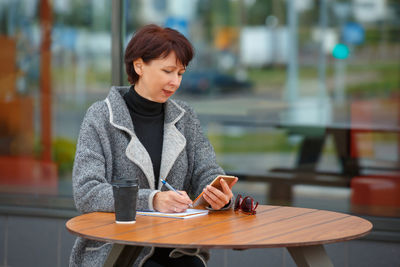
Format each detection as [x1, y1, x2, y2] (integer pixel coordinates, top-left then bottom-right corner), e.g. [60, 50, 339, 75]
[72, 106, 114, 213]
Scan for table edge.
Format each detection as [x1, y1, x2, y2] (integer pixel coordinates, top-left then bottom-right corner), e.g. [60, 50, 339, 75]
[65, 211, 373, 249]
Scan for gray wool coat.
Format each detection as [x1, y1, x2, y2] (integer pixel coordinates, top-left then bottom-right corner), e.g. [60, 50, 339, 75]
[69, 86, 226, 267]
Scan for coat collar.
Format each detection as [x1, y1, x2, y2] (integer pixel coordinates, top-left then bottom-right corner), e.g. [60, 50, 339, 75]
[105, 86, 185, 131]
[105, 86, 134, 135]
[105, 86, 186, 189]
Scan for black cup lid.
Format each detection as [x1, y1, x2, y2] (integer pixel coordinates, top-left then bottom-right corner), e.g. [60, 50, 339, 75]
[112, 178, 138, 186]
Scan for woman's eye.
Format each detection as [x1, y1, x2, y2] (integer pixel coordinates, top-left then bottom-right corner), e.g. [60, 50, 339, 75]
[163, 69, 184, 76]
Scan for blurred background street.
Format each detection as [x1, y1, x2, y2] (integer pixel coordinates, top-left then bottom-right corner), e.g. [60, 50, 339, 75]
[0, 0, 399, 266]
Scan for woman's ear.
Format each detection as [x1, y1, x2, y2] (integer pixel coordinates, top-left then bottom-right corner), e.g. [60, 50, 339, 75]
[133, 58, 144, 76]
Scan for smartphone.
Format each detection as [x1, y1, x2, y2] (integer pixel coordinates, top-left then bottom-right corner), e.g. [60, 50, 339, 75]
[193, 175, 238, 207]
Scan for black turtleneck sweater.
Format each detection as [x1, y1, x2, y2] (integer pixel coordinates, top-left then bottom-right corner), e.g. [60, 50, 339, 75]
[123, 87, 164, 189]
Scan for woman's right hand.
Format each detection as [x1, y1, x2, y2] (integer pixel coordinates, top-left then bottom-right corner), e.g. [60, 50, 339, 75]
[153, 191, 193, 213]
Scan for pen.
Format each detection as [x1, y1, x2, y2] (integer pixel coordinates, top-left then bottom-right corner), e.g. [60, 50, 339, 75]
[160, 179, 193, 208]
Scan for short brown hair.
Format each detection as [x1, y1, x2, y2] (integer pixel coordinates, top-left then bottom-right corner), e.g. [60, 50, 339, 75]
[124, 24, 194, 84]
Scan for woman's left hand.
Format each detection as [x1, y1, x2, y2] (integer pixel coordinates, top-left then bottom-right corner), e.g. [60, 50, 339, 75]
[202, 178, 237, 210]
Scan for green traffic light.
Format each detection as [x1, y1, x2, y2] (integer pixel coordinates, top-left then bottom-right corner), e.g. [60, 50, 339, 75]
[332, 43, 350, 59]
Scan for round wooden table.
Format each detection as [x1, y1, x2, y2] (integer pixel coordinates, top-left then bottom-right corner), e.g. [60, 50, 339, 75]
[66, 205, 372, 267]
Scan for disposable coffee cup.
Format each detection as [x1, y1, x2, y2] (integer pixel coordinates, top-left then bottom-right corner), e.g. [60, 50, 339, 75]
[112, 178, 138, 224]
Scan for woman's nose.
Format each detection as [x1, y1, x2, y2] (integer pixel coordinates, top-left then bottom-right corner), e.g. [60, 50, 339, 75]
[170, 74, 181, 87]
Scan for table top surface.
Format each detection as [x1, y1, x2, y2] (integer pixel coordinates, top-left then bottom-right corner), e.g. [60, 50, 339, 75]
[66, 205, 372, 249]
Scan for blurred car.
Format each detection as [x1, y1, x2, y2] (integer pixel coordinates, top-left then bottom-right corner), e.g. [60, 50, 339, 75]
[179, 70, 252, 95]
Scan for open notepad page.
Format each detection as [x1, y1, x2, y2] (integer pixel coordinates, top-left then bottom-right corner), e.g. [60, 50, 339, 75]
[137, 209, 208, 219]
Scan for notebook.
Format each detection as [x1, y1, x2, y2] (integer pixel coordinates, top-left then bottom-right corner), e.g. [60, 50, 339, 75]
[137, 209, 209, 219]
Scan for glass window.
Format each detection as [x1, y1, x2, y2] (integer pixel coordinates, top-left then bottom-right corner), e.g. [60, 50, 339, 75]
[0, 0, 398, 218]
[0, 0, 112, 209]
[125, 0, 399, 216]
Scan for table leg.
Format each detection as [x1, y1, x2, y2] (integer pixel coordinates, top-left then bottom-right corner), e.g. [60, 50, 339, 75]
[287, 245, 333, 267]
[330, 129, 360, 177]
[103, 244, 143, 267]
[296, 136, 325, 172]
[268, 181, 293, 206]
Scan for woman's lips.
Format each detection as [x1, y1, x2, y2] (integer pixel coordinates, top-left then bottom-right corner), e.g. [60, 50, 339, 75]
[163, 89, 174, 97]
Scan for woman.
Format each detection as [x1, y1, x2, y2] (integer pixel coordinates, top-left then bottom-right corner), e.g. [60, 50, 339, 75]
[70, 24, 237, 267]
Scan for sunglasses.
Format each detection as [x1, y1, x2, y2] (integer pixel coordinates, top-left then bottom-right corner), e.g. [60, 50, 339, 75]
[234, 194, 258, 215]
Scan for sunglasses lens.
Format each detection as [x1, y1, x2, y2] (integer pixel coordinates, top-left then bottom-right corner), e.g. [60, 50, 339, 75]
[234, 194, 242, 211]
[241, 197, 253, 213]
[235, 194, 258, 215]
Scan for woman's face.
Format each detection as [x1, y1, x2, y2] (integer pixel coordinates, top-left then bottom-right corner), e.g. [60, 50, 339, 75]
[133, 52, 185, 103]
